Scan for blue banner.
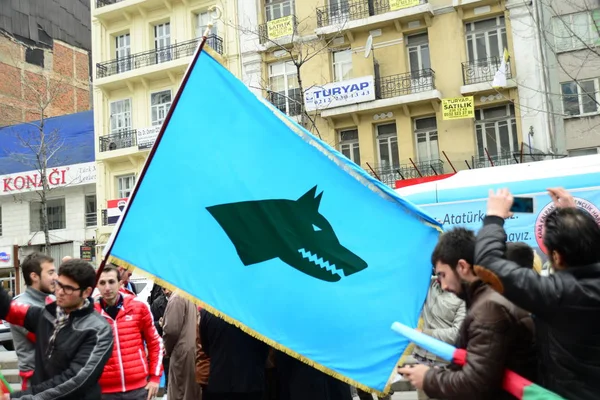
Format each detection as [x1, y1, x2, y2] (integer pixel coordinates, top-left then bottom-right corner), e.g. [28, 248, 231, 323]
[419, 188, 600, 266]
[106, 49, 441, 394]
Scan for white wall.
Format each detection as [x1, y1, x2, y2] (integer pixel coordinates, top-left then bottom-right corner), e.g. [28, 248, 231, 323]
[507, 0, 560, 153]
[0, 184, 97, 258]
[237, 0, 263, 96]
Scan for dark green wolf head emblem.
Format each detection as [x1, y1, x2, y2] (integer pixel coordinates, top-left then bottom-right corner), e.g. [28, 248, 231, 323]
[206, 186, 368, 282]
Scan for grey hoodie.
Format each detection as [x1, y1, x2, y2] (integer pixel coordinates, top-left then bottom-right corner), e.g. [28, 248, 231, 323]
[10, 287, 49, 373]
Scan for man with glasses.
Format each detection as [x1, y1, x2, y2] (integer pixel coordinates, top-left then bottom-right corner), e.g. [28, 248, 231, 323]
[0, 259, 113, 400]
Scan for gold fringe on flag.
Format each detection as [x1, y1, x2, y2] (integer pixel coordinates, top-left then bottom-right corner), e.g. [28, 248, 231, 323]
[108, 255, 415, 396]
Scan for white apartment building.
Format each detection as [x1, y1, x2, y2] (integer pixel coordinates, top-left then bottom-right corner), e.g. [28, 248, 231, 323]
[0, 111, 97, 295]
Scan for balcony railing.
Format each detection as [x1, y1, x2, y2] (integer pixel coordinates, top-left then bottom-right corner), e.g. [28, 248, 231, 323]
[99, 130, 137, 152]
[96, 36, 223, 79]
[268, 89, 303, 117]
[376, 68, 436, 99]
[205, 34, 224, 55]
[367, 160, 444, 186]
[101, 209, 110, 226]
[317, 0, 427, 27]
[96, 0, 125, 8]
[258, 15, 298, 44]
[85, 212, 97, 227]
[462, 56, 511, 85]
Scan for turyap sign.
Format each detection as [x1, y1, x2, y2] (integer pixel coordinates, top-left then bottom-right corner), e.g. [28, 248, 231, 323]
[304, 76, 376, 112]
[1, 162, 96, 195]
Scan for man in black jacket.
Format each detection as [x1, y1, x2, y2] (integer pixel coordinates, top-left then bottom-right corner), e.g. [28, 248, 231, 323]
[0, 259, 113, 400]
[475, 187, 600, 400]
[200, 309, 269, 400]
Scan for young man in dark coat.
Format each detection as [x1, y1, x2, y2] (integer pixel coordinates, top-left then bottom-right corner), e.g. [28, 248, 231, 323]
[399, 227, 536, 400]
[475, 187, 600, 400]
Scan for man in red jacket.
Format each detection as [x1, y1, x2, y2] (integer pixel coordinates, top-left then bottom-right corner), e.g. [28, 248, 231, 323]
[95, 265, 164, 400]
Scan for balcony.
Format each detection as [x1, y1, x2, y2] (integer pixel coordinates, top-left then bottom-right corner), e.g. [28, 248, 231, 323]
[268, 90, 303, 117]
[461, 56, 516, 94]
[376, 68, 435, 99]
[367, 160, 445, 187]
[96, 37, 222, 79]
[316, 0, 431, 36]
[99, 130, 137, 152]
[258, 15, 298, 47]
[321, 69, 441, 119]
[96, 0, 125, 7]
[94, 0, 177, 22]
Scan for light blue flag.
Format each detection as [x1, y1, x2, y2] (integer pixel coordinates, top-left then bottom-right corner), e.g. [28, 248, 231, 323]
[106, 47, 442, 394]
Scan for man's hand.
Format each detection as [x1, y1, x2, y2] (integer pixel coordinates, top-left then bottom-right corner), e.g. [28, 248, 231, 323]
[397, 364, 430, 390]
[146, 381, 159, 399]
[487, 188, 513, 219]
[548, 187, 576, 209]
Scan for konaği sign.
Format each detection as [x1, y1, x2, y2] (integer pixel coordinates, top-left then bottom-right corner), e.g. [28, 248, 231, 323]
[1, 162, 96, 195]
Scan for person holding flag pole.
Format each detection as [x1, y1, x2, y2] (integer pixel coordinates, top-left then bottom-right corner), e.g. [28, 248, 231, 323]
[392, 322, 565, 400]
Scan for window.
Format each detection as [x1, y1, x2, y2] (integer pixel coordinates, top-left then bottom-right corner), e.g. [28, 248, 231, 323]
[332, 49, 353, 82]
[115, 33, 131, 73]
[553, 11, 600, 53]
[465, 17, 507, 62]
[109, 99, 132, 133]
[377, 123, 399, 168]
[407, 33, 431, 74]
[154, 22, 171, 63]
[85, 195, 97, 227]
[196, 11, 218, 38]
[561, 79, 599, 116]
[30, 199, 66, 232]
[339, 129, 360, 164]
[414, 117, 439, 162]
[151, 90, 172, 126]
[117, 175, 135, 199]
[475, 104, 518, 159]
[269, 61, 301, 116]
[329, 0, 349, 24]
[265, 0, 293, 21]
[569, 148, 599, 157]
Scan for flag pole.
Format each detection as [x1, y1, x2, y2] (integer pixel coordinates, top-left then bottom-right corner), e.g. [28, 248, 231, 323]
[95, 22, 216, 284]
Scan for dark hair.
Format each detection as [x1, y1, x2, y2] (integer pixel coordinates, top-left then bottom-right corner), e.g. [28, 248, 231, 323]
[101, 264, 121, 281]
[22, 252, 54, 286]
[544, 207, 600, 267]
[58, 259, 96, 292]
[431, 227, 476, 270]
[506, 242, 534, 269]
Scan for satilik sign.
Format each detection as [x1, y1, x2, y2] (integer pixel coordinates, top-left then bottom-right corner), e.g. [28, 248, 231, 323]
[1, 162, 96, 195]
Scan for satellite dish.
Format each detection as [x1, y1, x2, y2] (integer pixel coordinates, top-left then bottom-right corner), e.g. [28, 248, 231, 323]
[364, 35, 373, 58]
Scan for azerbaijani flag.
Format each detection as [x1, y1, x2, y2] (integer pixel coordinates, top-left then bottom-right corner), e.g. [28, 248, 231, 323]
[100, 32, 442, 395]
[391, 322, 565, 399]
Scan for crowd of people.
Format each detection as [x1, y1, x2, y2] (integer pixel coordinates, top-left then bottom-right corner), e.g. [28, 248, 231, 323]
[0, 186, 598, 400]
[398, 187, 600, 400]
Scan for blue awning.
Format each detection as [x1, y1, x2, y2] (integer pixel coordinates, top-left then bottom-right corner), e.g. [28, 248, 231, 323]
[0, 110, 94, 175]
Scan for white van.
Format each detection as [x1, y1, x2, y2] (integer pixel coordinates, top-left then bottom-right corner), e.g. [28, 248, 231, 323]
[396, 154, 600, 270]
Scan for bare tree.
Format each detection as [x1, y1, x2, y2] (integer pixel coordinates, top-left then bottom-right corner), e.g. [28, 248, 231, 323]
[224, 12, 349, 141]
[522, 0, 600, 128]
[1, 37, 72, 255]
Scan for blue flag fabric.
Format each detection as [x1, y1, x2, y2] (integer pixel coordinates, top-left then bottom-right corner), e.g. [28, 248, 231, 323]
[107, 49, 441, 393]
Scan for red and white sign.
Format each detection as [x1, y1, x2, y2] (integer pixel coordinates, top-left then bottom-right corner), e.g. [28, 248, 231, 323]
[1, 162, 96, 195]
[106, 198, 129, 225]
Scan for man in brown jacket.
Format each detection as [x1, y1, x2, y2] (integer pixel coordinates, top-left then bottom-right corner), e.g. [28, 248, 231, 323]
[398, 227, 536, 400]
